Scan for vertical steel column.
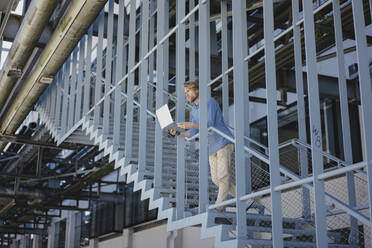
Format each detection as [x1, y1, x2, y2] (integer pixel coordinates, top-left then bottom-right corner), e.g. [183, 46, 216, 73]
[84, 27, 93, 116]
[189, 0, 196, 81]
[148, 1, 155, 111]
[47, 84, 53, 124]
[176, 0, 186, 220]
[154, 0, 167, 198]
[291, 0, 310, 219]
[263, 1, 283, 247]
[0, 34, 2, 72]
[113, 0, 125, 151]
[55, 71, 63, 134]
[61, 59, 71, 135]
[333, 0, 358, 242]
[75, 37, 86, 122]
[103, 0, 115, 137]
[94, 11, 105, 127]
[163, 0, 169, 93]
[138, 0, 150, 180]
[68, 48, 78, 129]
[221, 1, 229, 121]
[124, 0, 136, 167]
[369, 0, 372, 24]
[198, 0, 210, 213]
[45, 88, 51, 125]
[155, 0, 166, 194]
[52, 81, 58, 127]
[352, 0, 372, 234]
[232, 0, 249, 244]
[46, 85, 52, 122]
[302, 0, 328, 246]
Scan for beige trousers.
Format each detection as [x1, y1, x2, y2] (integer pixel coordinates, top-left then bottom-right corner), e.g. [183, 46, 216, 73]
[209, 143, 236, 204]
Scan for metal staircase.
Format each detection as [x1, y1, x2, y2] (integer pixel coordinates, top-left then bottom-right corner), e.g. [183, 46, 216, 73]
[35, 95, 366, 247]
[32, 0, 371, 245]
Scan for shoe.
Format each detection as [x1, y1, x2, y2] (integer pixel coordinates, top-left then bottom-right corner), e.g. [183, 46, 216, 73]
[245, 199, 255, 211]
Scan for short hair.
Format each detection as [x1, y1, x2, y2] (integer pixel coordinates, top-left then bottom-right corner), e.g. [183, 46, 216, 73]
[183, 80, 199, 89]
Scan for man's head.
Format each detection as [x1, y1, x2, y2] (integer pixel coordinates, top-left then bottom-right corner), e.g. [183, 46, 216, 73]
[183, 80, 199, 103]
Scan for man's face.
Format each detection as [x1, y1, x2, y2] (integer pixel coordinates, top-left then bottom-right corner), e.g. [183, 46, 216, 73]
[184, 87, 199, 103]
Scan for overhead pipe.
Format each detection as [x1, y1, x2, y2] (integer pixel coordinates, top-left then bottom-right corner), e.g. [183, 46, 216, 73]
[0, 0, 61, 116]
[0, 186, 45, 200]
[0, 0, 108, 151]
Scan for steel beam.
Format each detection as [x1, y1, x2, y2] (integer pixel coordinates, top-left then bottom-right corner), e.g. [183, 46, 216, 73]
[302, 0, 328, 246]
[176, 0, 186, 220]
[154, 0, 167, 199]
[94, 11, 105, 127]
[263, 0, 284, 246]
[113, 0, 125, 151]
[333, 0, 358, 243]
[198, 0, 210, 213]
[138, 0, 150, 182]
[123, 0, 136, 167]
[103, 0, 114, 138]
[292, 0, 310, 220]
[352, 0, 372, 236]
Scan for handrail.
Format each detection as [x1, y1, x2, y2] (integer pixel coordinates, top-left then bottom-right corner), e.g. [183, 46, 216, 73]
[185, 126, 270, 164]
[289, 138, 367, 177]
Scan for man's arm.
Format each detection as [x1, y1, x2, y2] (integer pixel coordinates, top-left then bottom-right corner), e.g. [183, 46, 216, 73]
[177, 123, 199, 130]
[179, 131, 190, 137]
[168, 129, 191, 138]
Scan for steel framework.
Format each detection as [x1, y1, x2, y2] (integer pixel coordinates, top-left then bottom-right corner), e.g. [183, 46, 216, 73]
[35, 0, 372, 247]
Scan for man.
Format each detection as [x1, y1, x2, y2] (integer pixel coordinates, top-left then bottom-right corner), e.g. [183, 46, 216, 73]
[169, 80, 238, 210]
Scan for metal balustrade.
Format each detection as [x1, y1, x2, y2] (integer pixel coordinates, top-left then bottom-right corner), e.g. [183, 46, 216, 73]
[35, 0, 372, 247]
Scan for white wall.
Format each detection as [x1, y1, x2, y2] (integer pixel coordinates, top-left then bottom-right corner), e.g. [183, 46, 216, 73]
[92, 224, 214, 248]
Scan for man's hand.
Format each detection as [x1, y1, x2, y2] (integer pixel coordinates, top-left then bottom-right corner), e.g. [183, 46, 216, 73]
[177, 122, 195, 130]
[168, 129, 180, 137]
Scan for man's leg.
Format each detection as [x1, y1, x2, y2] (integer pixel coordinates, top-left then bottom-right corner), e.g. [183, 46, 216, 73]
[227, 143, 236, 197]
[209, 153, 219, 187]
[215, 144, 232, 204]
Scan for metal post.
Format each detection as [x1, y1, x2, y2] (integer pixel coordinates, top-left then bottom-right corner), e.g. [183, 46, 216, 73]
[231, 0, 249, 244]
[61, 58, 71, 135]
[103, 0, 114, 138]
[163, 0, 169, 99]
[176, 0, 186, 220]
[148, 0, 155, 111]
[94, 11, 105, 127]
[50, 81, 57, 128]
[84, 27, 93, 116]
[221, 1, 229, 122]
[75, 37, 86, 123]
[154, 0, 167, 199]
[46, 85, 52, 123]
[55, 71, 63, 135]
[263, 1, 284, 246]
[189, 0, 196, 81]
[138, 0, 150, 180]
[68, 48, 78, 129]
[291, 0, 310, 219]
[113, 0, 125, 151]
[333, 0, 358, 242]
[198, 0, 210, 213]
[302, 0, 328, 246]
[124, 0, 136, 167]
[352, 0, 372, 236]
